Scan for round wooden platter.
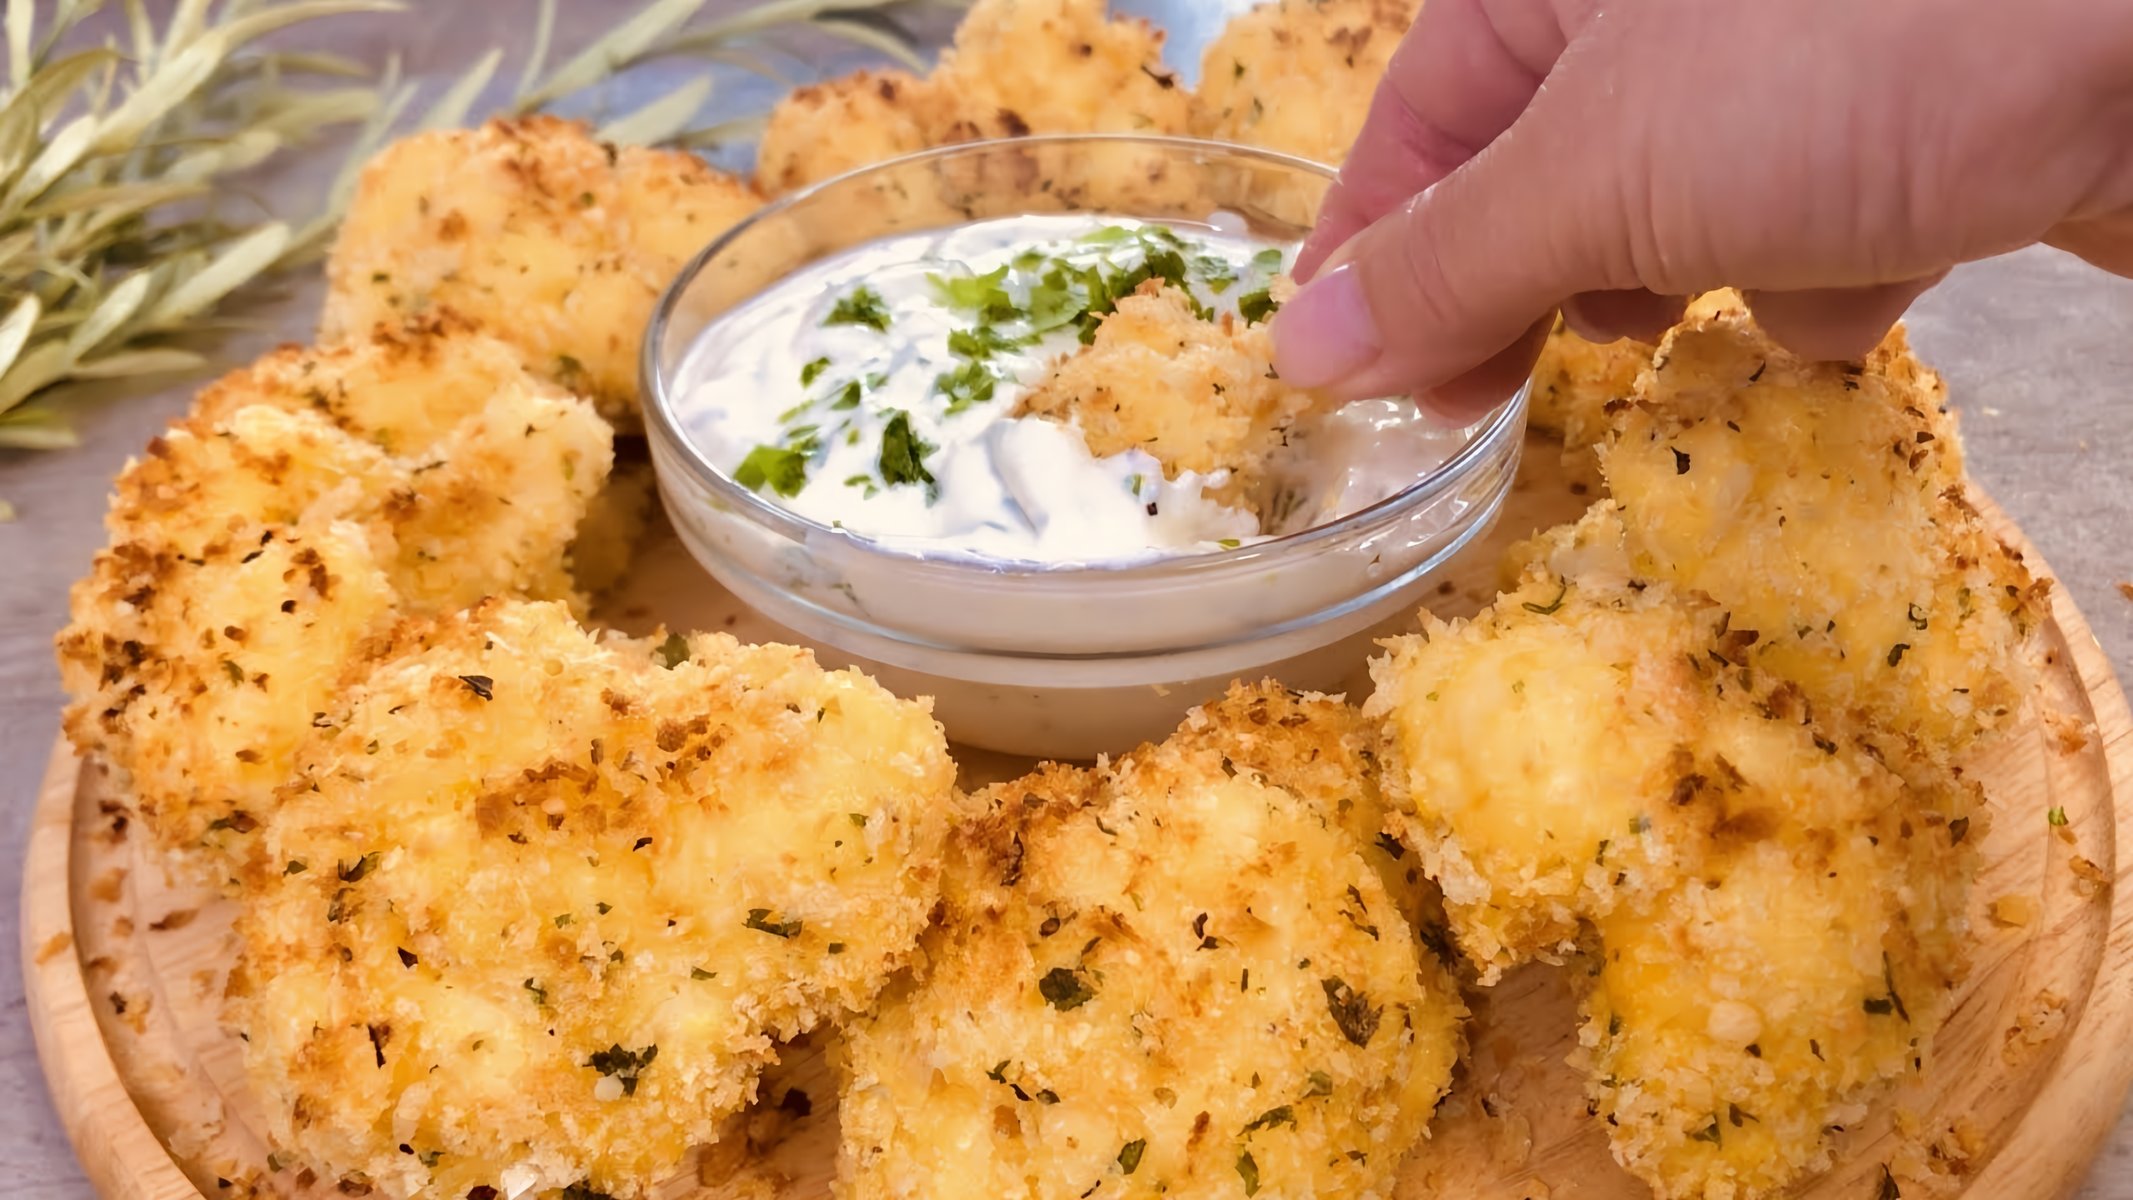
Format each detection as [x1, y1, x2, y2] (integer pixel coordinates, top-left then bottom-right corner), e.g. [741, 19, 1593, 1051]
[21, 437, 2133, 1200]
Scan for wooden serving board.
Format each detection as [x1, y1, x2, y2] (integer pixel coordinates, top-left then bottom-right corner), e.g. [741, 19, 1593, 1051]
[22, 437, 2133, 1200]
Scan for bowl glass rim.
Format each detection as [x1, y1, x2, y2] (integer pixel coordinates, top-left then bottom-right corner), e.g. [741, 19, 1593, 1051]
[640, 132, 1527, 582]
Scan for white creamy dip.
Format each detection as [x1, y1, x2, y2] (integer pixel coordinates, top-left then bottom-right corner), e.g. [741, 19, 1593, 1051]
[673, 212, 1462, 566]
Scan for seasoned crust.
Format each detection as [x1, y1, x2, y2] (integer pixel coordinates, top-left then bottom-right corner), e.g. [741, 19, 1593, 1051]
[1370, 536, 1982, 1200]
[750, 0, 1194, 200]
[230, 599, 956, 1200]
[1192, 0, 1420, 166]
[835, 681, 1465, 1200]
[1599, 301, 2043, 760]
[55, 328, 609, 875]
[321, 116, 763, 425]
[1016, 281, 1317, 510]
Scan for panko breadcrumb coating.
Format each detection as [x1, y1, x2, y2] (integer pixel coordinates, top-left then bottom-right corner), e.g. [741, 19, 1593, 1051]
[1192, 0, 1420, 166]
[55, 329, 609, 873]
[836, 683, 1465, 1200]
[322, 116, 763, 425]
[1527, 320, 1653, 449]
[755, 0, 1194, 201]
[930, 0, 1192, 144]
[1017, 280, 1317, 510]
[230, 599, 956, 1200]
[756, 70, 940, 195]
[1370, 547, 1980, 1200]
[1601, 303, 2042, 759]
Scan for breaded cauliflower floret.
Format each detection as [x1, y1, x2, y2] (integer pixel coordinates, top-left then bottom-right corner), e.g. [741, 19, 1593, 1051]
[322, 117, 762, 425]
[1370, 567, 1793, 981]
[759, 0, 1197, 214]
[836, 682, 1465, 1200]
[1017, 281, 1317, 508]
[1527, 320, 1654, 449]
[190, 311, 529, 455]
[55, 332, 609, 873]
[1193, 0, 1419, 166]
[230, 599, 956, 1200]
[1601, 303, 2042, 760]
[932, 0, 1192, 143]
[1370, 550, 1980, 1200]
[756, 70, 942, 194]
[1583, 790, 1975, 1200]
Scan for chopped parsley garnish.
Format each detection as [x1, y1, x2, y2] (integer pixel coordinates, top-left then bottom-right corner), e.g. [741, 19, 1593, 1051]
[929, 265, 1018, 321]
[457, 674, 494, 701]
[1038, 966, 1095, 1011]
[2049, 805, 2069, 826]
[1243, 1105, 1296, 1133]
[936, 359, 1000, 415]
[744, 908, 802, 938]
[1321, 977, 1382, 1047]
[1079, 225, 1136, 245]
[1237, 1150, 1261, 1196]
[1237, 287, 1279, 323]
[338, 852, 382, 883]
[1117, 1139, 1147, 1175]
[824, 285, 892, 332]
[800, 356, 831, 386]
[587, 1043, 658, 1096]
[878, 410, 937, 491]
[653, 632, 690, 669]
[734, 444, 810, 497]
[1194, 253, 1238, 293]
[947, 325, 1025, 360]
[1252, 247, 1284, 272]
[830, 379, 865, 410]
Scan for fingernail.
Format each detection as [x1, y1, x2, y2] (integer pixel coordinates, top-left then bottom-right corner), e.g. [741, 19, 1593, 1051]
[1272, 262, 1381, 390]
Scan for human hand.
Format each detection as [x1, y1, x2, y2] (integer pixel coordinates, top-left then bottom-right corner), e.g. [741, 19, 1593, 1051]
[1271, 0, 2133, 423]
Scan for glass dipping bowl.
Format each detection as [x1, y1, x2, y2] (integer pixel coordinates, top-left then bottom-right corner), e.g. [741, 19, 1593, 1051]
[643, 134, 1526, 758]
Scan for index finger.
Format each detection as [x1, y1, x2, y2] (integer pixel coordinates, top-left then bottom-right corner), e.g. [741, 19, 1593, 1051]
[1296, 0, 1576, 279]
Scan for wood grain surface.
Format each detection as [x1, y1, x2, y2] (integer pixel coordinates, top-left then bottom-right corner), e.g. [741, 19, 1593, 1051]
[3, 8, 2132, 1200]
[20, 462, 2133, 1200]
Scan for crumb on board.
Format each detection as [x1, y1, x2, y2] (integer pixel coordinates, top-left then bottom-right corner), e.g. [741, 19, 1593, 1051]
[2071, 855, 2111, 899]
[33, 930, 72, 965]
[89, 867, 126, 903]
[2116, 581, 2132, 603]
[2002, 990, 2069, 1064]
[2043, 709, 2093, 755]
[1987, 894, 2038, 927]
[110, 916, 133, 939]
[149, 907, 197, 932]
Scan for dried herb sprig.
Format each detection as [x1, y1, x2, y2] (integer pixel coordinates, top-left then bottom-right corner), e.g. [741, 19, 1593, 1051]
[0, 0, 946, 509]
[0, 0, 403, 455]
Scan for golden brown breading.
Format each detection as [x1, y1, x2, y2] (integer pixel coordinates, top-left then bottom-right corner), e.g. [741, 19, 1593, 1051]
[1583, 806, 1974, 1200]
[1192, 0, 1419, 167]
[1370, 550, 1980, 1200]
[1370, 566, 1781, 981]
[1527, 320, 1653, 449]
[190, 311, 527, 455]
[1017, 280, 1316, 509]
[836, 682, 1465, 1200]
[757, 0, 1198, 217]
[756, 70, 943, 195]
[931, 0, 1193, 144]
[1600, 302, 2042, 759]
[230, 599, 956, 1200]
[321, 117, 763, 425]
[55, 330, 609, 872]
